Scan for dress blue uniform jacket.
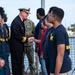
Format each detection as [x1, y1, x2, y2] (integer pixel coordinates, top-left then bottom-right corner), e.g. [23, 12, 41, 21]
[0, 25, 9, 75]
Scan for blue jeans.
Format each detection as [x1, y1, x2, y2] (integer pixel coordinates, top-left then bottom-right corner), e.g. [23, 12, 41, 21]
[39, 58, 48, 75]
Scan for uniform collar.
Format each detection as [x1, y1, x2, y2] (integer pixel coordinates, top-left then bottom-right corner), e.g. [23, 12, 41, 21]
[19, 15, 23, 22]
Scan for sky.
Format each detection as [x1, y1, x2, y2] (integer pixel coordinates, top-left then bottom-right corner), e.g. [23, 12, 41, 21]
[0, 0, 75, 28]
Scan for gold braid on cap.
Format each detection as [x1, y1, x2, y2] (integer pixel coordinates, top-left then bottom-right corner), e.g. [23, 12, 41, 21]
[23, 8, 30, 14]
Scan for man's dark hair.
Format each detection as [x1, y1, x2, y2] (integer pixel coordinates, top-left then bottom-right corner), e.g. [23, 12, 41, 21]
[3, 14, 7, 22]
[52, 7, 64, 21]
[48, 6, 58, 13]
[0, 7, 5, 13]
[0, 13, 7, 22]
[0, 7, 5, 15]
[0, 7, 6, 21]
[37, 8, 45, 16]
